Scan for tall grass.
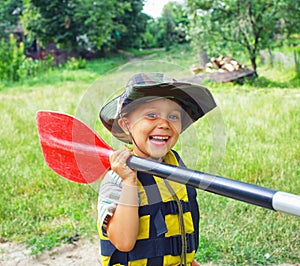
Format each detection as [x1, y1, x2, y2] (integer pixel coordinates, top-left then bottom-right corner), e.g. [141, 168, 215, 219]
[0, 47, 299, 264]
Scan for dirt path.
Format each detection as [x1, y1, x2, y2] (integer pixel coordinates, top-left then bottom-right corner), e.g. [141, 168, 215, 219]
[0, 239, 101, 266]
[1, 239, 298, 266]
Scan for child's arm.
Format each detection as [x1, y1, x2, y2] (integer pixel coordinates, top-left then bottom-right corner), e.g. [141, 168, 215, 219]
[192, 259, 201, 265]
[106, 149, 139, 252]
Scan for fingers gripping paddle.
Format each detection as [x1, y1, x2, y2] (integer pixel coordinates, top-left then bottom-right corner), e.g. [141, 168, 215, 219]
[36, 111, 300, 217]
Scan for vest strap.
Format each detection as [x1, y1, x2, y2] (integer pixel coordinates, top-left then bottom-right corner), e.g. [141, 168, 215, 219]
[139, 200, 191, 216]
[101, 233, 197, 261]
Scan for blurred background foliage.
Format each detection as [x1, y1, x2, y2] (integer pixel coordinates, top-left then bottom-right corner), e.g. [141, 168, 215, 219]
[0, 0, 299, 82]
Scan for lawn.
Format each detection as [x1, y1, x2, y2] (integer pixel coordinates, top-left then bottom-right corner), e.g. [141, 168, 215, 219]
[0, 47, 299, 265]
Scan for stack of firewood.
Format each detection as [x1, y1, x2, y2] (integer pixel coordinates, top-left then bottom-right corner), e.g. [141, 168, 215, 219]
[205, 55, 246, 73]
[190, 64, 203, 75]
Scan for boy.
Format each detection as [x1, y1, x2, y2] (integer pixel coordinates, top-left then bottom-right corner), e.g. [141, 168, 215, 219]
[98, 73, 216, 265]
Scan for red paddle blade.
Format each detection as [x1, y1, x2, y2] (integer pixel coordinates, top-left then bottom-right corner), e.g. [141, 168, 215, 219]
[36, 111, 114, 184]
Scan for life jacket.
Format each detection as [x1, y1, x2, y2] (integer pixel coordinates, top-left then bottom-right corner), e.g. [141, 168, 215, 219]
[99, 150, 199, 266]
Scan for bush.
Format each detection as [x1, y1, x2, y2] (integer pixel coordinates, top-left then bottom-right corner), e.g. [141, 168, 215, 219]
[65, 57, 87, 70]
[0, 34, 55, 83]
[18, 54, 54, 78]
[0, 34, 26, 82]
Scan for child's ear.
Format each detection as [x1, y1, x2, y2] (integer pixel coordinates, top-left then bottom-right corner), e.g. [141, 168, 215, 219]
[118, 117, 130, 135]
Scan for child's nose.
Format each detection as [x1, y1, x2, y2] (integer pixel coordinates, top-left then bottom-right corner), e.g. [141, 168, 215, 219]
[157, 117, 170, 129]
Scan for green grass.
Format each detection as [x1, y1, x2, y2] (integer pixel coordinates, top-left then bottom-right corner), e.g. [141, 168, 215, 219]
[0, 46, 299, 264]
[193, 87, 300, 265]
[0, 55, 128, 93]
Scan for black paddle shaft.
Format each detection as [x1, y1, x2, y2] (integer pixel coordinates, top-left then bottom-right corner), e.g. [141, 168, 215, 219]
[127, 156, 277, 211]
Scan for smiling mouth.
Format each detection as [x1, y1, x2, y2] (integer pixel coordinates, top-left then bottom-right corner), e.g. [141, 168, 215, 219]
[149, 136, 170, 143]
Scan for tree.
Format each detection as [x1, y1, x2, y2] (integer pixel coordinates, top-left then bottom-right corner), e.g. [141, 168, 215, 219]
[0, 0, 23, 40]
[188, 0, 300, 75]
[160, 1, 190, 50]
[74, 0, 125, 52]
[140, 17, 159, 48]
[21, 0, 146, 53]
[112, 0, 149, 49]
[277, 0, 300, 76]
[21, 0, 81, 49]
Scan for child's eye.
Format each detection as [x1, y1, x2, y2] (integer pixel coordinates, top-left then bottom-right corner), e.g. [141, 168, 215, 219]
[146, 113, 157, 119]
[169, 114, 180, 120]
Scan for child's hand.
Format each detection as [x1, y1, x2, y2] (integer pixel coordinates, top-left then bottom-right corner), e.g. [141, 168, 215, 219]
[109, 149, 137, 184]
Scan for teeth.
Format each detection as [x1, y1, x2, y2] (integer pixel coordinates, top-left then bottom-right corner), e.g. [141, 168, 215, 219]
[151, 136, 169, 140]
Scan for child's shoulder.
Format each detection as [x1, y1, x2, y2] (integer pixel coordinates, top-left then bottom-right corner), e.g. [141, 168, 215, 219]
[102, 170, 123, 187]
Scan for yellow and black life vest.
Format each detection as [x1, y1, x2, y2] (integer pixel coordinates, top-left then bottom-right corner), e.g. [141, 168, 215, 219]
[99, 150, 199, 265]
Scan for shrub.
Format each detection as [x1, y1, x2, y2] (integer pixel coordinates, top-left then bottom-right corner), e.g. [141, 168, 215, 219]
[18, 54, 54, 78]
[0, 34, 26, 82]
[65, 57, 87, 70]
[0, 34, 55, 83]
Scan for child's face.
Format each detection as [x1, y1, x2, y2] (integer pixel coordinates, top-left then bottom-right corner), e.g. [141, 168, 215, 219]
[120, 98, 182, 160]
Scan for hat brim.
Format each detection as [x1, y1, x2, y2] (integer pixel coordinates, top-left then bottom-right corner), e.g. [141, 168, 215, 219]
[100, 82, 216, 143]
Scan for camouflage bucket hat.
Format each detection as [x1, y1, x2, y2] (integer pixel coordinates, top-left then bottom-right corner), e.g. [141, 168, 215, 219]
[99, 72, 216, 143]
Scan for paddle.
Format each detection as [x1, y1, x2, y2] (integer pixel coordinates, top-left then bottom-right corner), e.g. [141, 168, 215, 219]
[36, 110, 300, 217]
